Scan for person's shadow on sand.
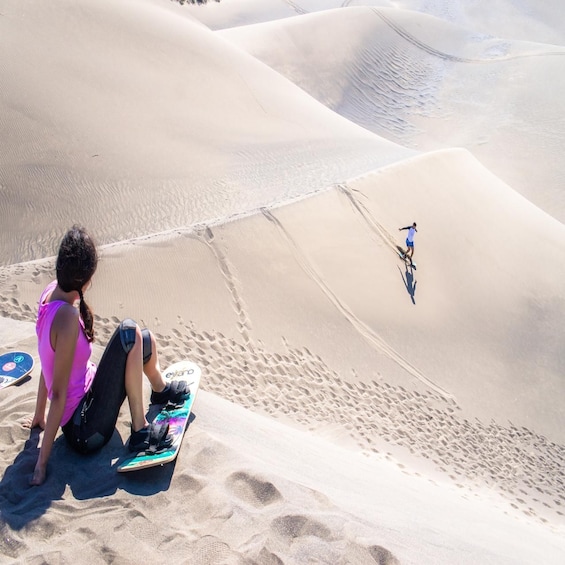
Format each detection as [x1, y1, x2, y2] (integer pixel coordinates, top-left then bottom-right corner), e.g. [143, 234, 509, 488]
[0, 414, 195, 530]
[398, 264, 417, 305]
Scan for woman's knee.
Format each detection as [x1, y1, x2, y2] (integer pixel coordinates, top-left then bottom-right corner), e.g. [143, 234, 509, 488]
[119, 319, 155, 364]
[119, 319, 142, 355]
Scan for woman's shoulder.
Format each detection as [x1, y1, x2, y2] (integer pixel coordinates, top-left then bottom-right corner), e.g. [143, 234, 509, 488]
[51, 302, 80, 337]
[53, 301, 79, 320]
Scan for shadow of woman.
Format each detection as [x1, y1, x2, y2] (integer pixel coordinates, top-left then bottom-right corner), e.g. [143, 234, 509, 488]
[0, 427, 65, 531]
[398, 265, 417, 305]
[0, 416, 190, 530]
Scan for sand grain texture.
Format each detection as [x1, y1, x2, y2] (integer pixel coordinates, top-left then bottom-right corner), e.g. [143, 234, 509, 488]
[1, 0, 564, 564]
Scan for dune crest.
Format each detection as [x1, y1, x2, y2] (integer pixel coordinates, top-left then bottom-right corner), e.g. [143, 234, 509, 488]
[1, 0, 565, 563]
[221, 6, 565, 222]
[0, 0, 411, 265]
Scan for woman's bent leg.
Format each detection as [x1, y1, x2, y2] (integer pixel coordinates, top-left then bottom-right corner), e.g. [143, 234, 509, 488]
[62, 320, 134, 453]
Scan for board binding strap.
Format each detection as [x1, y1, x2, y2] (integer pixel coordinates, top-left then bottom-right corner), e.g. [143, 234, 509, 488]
[117, 360, 201, 473]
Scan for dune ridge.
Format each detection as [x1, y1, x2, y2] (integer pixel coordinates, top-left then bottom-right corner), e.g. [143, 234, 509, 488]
[220, 6, 565, 221]
[187, 0, 565, 45]
[0, 0, 411, 265]
[1, 0, 564, 563]
[2, 149, 564, 531]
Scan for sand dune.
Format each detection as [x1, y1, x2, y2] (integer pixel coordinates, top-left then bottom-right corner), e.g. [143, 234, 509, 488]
[186, 0, 565, 45]
[394, 0, 565, 45]
[220, 6, 565, 222]
[0, 0, 410, 265]
[1, 0, 565, 563]
[2, 355, 562, 563]
[2, 149, 564, 561]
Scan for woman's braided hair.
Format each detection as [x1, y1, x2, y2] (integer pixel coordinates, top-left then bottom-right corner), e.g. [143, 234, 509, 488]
[56, 225, 98, 342]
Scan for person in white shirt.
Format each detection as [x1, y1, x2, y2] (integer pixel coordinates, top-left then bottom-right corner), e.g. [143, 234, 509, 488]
[399, 222, 417, 263]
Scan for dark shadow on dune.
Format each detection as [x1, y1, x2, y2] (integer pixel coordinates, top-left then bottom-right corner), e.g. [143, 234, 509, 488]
[398, 264, 417, 304]
[117, 412, 197, 496]
[0, 428, 64, 531]
[0, 413, 196, 530]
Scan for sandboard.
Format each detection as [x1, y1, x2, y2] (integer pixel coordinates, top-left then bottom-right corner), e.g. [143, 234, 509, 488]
[398, 252, 417, 270]
[117, 360, 201, 473]
[0, 351, 34, 389]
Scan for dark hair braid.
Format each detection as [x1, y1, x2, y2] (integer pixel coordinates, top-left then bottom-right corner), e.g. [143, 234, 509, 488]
[78, 289, 95, 343]
[56, 225, 98, 342]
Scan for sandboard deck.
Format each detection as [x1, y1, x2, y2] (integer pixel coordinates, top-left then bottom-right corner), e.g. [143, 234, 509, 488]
[398, 251, 417, 269]
[117, 360, 201, 473]
[0, 351, 34, 389]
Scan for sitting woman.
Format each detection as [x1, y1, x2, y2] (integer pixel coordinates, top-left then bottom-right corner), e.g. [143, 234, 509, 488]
[28, 225, 189, 486]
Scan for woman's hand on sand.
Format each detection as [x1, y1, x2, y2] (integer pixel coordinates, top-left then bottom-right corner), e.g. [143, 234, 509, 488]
[23, 414, 46, 430]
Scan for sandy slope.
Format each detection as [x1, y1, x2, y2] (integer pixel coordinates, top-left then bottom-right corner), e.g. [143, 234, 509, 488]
[2, 350, 563, 564]
[1, 0, 564, 563]
[2, 149, 564, 563]
[186, 0, 565, 44]
[220, 6, 565, 222]
[0, 0, 410, 265]
[394, 0, 565, 45]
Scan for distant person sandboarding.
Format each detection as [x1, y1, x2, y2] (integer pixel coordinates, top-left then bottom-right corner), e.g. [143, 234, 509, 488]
[399, 222, 417, 265]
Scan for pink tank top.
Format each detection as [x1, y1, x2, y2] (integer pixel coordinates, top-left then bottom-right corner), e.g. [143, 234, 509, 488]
[36, 281, 96, 426]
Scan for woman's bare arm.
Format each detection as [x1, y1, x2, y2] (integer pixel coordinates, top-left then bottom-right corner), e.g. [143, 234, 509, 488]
[30, 305, 78, 486]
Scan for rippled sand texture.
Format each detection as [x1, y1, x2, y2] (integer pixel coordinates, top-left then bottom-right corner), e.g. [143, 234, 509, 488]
[220, 5, 565, 221]
[1, 0, 565, 564]
[0, 0, 411, 265]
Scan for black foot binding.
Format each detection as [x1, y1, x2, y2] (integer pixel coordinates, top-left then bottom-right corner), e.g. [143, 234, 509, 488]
[150, 380, 190, 407]
[128, 421, 173, 454]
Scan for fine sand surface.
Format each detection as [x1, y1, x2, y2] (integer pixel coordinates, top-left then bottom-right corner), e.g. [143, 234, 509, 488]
[0, 0, 410, 265]
[219, 6, 565, 222]
[186, 0, 565, 45]
[1, 0, 565, 564]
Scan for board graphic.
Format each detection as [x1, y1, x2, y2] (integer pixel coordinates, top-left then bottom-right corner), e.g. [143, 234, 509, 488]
[0, 351, 34, 389]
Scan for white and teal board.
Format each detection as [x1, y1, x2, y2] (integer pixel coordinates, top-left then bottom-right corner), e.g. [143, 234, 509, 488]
[118, 360, 201, 472]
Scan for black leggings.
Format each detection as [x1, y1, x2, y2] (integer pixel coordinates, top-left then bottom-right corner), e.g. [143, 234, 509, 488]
[62, 319, 151, 454]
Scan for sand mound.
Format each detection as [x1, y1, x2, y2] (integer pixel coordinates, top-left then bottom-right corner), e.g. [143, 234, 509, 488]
[2, 149, 564, 537]
[220, 6, 565, 222]
[186, 0, 565, 45]
[0, 0, 410, 265]
[394, 0, 565, 44]
[1, 0, 565, 563]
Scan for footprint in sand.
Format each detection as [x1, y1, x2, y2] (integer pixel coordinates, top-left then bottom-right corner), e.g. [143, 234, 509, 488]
[175, 472, 205, 496]
[226, 471, 282, 508]
[271, 515, 332, 541]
